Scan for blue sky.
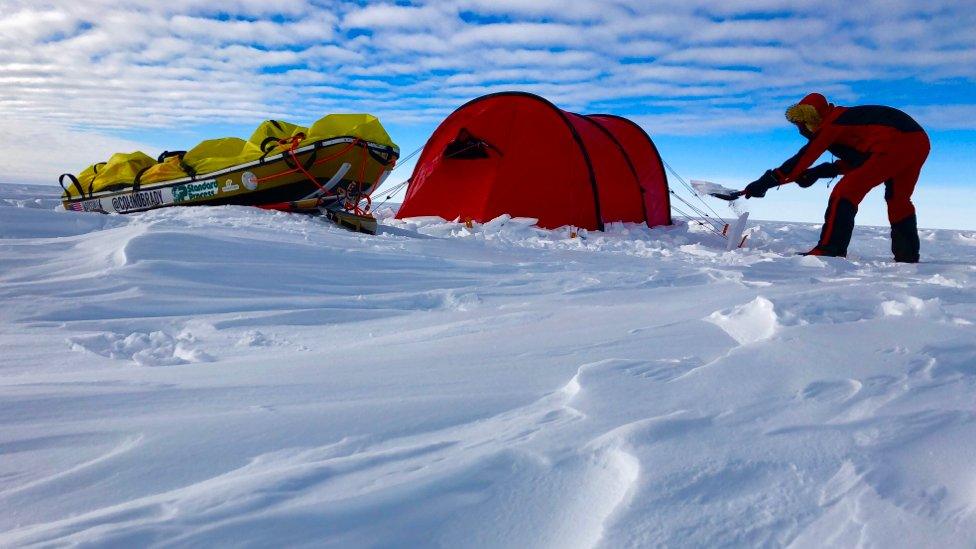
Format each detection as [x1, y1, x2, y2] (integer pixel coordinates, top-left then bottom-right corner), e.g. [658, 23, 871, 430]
[1, 0, 974, 227]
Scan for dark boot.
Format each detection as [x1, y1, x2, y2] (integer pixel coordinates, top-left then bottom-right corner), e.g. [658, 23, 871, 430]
[890, 214, 920, 263]
[812, 198, 858, 257]
[799, 247, 845, 258]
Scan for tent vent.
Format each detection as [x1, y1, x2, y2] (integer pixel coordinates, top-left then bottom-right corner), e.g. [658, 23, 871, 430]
[444, 128, 497, 159]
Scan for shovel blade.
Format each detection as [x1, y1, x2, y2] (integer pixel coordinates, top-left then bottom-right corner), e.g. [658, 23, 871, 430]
[709, 191, 744, 201]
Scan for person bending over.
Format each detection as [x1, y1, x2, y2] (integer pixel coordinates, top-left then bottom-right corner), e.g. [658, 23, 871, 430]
[745, 93, 930, 262]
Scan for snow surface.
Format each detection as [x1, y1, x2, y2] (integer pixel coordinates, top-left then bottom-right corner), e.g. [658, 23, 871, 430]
[2, 182, 976, 548]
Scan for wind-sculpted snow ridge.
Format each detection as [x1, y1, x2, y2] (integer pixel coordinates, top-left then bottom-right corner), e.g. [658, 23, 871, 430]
[2, 183, 976, 547]
[706, 296, 781, 345]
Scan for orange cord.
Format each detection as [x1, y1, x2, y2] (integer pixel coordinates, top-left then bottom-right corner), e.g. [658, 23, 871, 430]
[255, 138, 358, 184]
[252, 136, 397, 216]
[287, 137, 325, 192]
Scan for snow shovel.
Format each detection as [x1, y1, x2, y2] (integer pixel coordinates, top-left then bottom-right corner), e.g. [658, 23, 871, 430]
[690, 180, 745, 201]
[709, 189, 746, 201]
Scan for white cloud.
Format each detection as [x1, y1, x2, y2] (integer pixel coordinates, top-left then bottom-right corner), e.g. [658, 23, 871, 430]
[479, 48, 603, 67]
[444, 68, 603, 86]
[452, 23, 585, 47]
[663, 46, 801, 67]
[907, 104, 976, 131]
[0, 8, 74, 46]
[371, 33, 452, 54]
[0, 119, 157, 185]
[449, 0, 615, 21]
[690, 18, 832, 43]
[169, 14, 337, 46]
[343, 4, 453, 31]
[0, 0, 974, 150]
[632, 108, 784, 135]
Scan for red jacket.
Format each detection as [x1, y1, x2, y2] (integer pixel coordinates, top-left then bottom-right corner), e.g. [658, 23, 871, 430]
[774, 99, 926, 183]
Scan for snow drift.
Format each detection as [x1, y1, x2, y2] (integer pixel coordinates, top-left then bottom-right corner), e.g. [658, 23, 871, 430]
[1, 183, 976, 547]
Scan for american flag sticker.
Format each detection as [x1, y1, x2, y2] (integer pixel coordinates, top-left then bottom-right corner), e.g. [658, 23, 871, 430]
[67, 199, 104, 213]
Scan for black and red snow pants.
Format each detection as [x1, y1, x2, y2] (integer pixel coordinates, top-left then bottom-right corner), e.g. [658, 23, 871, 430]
[814, 132, 930, 261]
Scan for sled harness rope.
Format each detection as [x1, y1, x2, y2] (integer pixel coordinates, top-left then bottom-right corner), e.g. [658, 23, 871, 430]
[369, 143, 425, 210]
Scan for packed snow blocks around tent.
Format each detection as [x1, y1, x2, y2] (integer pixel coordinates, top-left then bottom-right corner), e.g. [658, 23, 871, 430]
[396, 92, 671, 231]
[60, 114, 399, 233]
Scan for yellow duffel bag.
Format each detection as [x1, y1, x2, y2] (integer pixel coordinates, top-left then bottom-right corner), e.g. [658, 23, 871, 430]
[139, 152, 190, 184]
[89, 151, 155, 194]
[249, 120, 308, 156]
[182, 137, 263, 175]
[307, 114, 396, 150]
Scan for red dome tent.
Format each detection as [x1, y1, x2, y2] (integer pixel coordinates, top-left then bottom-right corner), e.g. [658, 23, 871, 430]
[396, 92, 671, 230]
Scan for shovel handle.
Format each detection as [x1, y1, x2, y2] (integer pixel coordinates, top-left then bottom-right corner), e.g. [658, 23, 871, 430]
[709, 190, 746, 201]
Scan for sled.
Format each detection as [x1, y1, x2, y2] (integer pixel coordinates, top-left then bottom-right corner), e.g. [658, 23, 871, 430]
[60, 116, 398, 233]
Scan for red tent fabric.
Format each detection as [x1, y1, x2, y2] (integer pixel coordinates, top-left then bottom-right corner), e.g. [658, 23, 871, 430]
[396, 92, 671, 230]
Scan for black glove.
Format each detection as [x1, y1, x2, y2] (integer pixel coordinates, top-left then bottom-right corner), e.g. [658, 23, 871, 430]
[796, 162, 841, 188]
[744, 170, 779, 198]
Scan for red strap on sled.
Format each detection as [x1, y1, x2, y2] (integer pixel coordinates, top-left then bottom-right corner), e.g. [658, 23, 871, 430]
[254, 137, 396, 215]
[286, 136, 324, 192]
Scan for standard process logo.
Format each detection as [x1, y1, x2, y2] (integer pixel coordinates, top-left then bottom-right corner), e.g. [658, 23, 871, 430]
[173, 180, 218, 203]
